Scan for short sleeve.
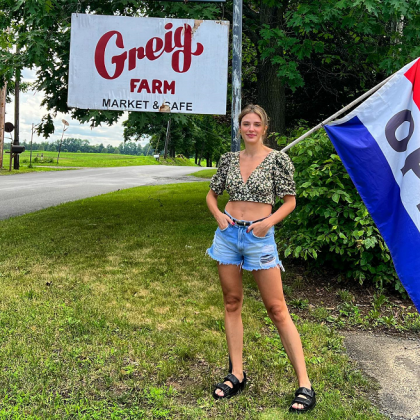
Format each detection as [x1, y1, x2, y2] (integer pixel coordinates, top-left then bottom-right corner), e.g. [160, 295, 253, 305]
[273, 151, 296, 198]
[209, 152, 232, 195]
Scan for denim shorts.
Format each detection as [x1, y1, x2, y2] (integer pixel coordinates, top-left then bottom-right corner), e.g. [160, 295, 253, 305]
[206, 212, 284, 272]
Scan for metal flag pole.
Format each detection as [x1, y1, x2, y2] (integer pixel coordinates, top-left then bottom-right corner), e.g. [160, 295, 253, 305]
[231, 0, 242, 152]
[281, 74, 394, 152]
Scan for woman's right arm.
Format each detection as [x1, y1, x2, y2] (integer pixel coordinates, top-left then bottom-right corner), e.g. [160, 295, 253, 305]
[206, 189, 234, 230]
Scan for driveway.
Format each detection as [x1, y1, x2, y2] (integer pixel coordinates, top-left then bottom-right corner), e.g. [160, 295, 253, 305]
[0, 166, 207, 220]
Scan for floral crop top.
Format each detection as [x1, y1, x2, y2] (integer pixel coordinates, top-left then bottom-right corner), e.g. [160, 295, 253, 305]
[209, 150, 296, 206]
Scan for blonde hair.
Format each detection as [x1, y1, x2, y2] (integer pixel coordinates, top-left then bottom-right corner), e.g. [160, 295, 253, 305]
[238, 104, 269, 140]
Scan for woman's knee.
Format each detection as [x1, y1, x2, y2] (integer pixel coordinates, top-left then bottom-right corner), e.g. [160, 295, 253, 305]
[224, 294, 243, 313]
[267, 302, 289, 325]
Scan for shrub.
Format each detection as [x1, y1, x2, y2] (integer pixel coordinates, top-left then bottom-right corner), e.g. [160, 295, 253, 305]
[276, 129, 403, 293]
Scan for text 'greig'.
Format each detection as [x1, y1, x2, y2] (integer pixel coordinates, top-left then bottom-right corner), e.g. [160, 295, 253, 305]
[95, 23, 204, 80]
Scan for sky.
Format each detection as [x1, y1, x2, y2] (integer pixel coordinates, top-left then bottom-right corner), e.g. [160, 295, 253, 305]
[5, 68, 149, 148]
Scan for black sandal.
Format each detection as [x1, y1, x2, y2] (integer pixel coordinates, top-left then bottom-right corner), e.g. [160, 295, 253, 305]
[212, 372, 247, 400]
[288, 386, 316, 413]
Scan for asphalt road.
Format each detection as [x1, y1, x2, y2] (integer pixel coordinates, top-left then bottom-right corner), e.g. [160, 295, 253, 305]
[344, 333, 420, 420]
[0, 165, 206, 220]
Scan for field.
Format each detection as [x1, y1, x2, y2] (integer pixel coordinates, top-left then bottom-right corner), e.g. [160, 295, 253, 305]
[0, 182, 385, 419]
[0, 151, 198, 175]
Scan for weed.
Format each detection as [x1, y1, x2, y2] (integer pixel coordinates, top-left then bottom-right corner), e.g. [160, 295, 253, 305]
[282, 284, 293, 297]
[311, 306, 330, 321]
[337, 289, 354, 303]
[372, 292, 389, 311]
[289, 298, 309, 309]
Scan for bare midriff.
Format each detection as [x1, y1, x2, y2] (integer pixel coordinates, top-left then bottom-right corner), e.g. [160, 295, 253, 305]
[225, 200, 272, 221]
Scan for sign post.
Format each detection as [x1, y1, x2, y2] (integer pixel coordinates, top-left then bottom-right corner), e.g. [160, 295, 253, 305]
[231, 0, 242, 152]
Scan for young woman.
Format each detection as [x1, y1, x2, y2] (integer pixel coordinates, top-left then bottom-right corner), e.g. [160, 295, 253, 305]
[206, 105, 316, 413]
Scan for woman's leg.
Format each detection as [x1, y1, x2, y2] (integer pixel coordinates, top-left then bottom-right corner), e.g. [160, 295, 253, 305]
[253, 267, 311, 410]
[214, 263, 245, 397]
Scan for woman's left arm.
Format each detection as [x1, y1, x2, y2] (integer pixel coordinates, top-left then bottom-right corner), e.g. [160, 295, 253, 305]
[247, 195, 296, 236]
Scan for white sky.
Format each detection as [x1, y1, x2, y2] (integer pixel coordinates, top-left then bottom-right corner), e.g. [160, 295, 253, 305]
[6, 68, 148, 147]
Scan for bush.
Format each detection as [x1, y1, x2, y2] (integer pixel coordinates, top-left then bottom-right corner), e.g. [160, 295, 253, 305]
[276, 129, 402, 293]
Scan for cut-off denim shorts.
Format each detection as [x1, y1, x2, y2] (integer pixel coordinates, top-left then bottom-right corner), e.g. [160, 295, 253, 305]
[206, 211, 285, 272]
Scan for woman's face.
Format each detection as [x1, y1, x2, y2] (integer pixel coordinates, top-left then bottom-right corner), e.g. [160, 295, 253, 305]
[240, 112, 266, 145]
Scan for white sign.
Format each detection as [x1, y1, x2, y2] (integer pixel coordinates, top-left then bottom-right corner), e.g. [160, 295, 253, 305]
[68, 14, 229, 114]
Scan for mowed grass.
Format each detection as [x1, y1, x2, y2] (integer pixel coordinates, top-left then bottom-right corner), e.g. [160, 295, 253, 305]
[189, 169, 217, 179]
[0, 151, 197, 175]
[26, 151, 197, 167]
[0, 183, 385, 419]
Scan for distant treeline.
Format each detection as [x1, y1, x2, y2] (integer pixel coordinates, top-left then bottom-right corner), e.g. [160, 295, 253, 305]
[8, 138, 155, 156]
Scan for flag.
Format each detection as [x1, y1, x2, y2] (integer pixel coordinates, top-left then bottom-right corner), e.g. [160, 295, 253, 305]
[324, 58, 420, 311]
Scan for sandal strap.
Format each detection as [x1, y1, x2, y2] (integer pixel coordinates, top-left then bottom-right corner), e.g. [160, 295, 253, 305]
[295, 387, 315, 398]
[291, 396, 312, 407]
[215, 383, 232, 394]
[224, 373, 240, 387]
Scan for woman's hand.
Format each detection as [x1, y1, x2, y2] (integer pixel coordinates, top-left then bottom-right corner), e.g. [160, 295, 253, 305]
[215, 212, 234, 230]
[247, 220, 272, 238]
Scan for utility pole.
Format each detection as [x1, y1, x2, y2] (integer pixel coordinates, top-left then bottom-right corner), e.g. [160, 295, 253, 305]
[0, 81, 6, 169]
[57, 119, 69, 164]
[0, 27, 9, 170]
[13, 47, 20, 170]
[164, 118, 171, 159]
[231, 0, 242, 152]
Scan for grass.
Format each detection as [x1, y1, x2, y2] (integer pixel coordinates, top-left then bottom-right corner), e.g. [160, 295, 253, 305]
[0, 165, 75, 175]
[0, 182, 386, 419]
[24, 151, 197, 167]
[189, 168, 217, 179]
[0, 151, 197, 176]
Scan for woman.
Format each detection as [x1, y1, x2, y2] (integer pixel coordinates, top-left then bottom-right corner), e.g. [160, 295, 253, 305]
[206, 105, 315, 413]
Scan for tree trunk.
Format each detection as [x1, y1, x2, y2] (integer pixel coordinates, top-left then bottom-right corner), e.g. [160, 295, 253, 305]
[257, 61, 285, 149]
[197, 141, 205, 166]
[256, 1, 286, 149]
[206, 153, 212, 167]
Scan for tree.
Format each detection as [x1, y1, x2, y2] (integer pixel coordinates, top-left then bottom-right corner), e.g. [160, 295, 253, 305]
[2, 0, 420, 150]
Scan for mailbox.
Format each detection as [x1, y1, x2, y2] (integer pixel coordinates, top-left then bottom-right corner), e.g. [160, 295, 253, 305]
[11, 145, 25, 154]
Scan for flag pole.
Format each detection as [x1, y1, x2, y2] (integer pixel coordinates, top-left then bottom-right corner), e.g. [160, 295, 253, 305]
[281, 74, 394, 152]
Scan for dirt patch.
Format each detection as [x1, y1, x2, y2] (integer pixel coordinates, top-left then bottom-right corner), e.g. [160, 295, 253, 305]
[282, 263, 419, 339]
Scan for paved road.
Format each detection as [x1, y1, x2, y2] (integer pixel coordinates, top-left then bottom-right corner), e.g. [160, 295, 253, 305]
[344, 332, 420, 420]
[0, 166, 207, 220]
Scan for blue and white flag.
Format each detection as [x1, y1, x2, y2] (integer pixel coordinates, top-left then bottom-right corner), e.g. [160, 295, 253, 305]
[324, 58, 420, 311]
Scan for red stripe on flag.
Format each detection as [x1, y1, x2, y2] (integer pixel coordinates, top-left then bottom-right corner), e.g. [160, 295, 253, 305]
[404, 58, 420, 110]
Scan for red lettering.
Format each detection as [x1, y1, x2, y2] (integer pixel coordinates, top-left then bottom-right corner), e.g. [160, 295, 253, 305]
[95, 31, 127, 79]
[129, 48, 136, 71]
[95, 24, 204, 79]
[164, 23, 175, 53]
[138, 79, 151, 93]
[130, 79, 140, 92]
[137, 47, 145, 60]
[164, 80, 175, 94]
[152, 79, 163, 94]
[172, 24, 204, 73]
[145, 37, 164, 60]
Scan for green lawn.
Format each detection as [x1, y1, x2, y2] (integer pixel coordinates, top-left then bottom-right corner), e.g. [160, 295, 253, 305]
[0, 151, 197, 176]
[25, 151, 199, 167]
[0, 183, 385, 419]
[189, 168, 217, 179]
